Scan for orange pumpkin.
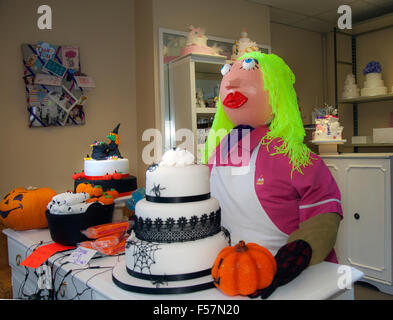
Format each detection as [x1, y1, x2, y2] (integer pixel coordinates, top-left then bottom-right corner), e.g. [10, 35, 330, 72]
[106, 188, 119, 199]
[83, 184, 95, 196]
[211, 240, 277, 296]
[76, 182, 90, 193]
[92, 185, 103, 197]
[86, 197, 99, 203]
[98, 195, 114, 205]
[0, 187, 56, 231]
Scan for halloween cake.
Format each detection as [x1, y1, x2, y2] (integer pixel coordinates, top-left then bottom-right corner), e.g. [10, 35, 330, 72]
[112, 148, 230, 293]
[73, 123, 137, 197]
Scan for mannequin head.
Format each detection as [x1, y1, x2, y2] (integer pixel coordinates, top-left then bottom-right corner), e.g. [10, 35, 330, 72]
[204, 52, 313, 175]
[220, 57, 272, 127]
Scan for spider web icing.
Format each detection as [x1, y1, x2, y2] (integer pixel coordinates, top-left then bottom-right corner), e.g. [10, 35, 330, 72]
[126, 238, 162, 274]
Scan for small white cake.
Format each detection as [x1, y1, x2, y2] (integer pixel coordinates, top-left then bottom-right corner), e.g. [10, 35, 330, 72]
[312, 106, 344, 142]
[180, 25, 222, 57]
[361, 62, 388, 96]
[342, 74, 359, 99]
[231, 28, 259, 61]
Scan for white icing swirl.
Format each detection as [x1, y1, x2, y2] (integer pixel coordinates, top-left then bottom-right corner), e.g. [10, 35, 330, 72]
[159, 148, 195, 167]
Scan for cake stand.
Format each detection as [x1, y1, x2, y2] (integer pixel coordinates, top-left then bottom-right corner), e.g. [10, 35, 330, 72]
[311, 140, 346, 155]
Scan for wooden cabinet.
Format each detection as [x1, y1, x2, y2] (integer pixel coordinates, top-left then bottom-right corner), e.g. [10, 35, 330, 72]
[168, 53, 226, 162]
[322, 153, 393, 294]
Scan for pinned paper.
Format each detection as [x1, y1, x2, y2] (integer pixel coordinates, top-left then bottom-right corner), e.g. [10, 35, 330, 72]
[43, 59, 67, 78]
[62, 46, 79, 70]
[20, 243, 75, 269]
[74, 76, 95, 88]
[34, 73, 62, 86]
[36, 42, 58, 64]
[48, 86, 78, 112]
[65, 246, 97, 266]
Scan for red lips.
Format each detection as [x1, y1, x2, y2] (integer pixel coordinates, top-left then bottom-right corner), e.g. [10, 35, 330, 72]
[223, 91, 248, 109]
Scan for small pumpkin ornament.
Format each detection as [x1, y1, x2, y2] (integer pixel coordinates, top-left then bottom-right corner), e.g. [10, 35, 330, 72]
[112, 171, 122, 180]
[76, 182, 90, 194]
[103, 173, 112, 181]
[92, 185, 103, 197]
[86, 197, 99, 203]
[106, 188, 119, 199]
[0, 187, 56, 231]
[211, 240, 277, 296]
[83, 184, 95, 196]
[98, 195, 114, 205]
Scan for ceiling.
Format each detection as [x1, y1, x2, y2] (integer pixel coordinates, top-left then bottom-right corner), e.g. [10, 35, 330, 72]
[248, 0, 393, 33]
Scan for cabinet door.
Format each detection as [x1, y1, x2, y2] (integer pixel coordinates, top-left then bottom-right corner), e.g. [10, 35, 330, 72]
[343, 159, 392, 284]
[322, 159, 346, 263]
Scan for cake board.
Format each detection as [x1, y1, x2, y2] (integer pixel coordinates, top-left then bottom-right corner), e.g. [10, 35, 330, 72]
[112, 260, 216, 295]
[312, 140, 346, 155]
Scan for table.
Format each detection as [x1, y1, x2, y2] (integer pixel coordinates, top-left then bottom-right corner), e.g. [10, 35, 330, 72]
[3, 228, 363, 300]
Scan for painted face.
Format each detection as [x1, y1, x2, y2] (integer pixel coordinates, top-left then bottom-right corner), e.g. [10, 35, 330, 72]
[220, 58, 272, 128]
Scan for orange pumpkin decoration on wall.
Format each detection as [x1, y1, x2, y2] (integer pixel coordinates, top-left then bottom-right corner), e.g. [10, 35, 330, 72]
[0, 187, 56, 231]
[211, 240, 277, 296]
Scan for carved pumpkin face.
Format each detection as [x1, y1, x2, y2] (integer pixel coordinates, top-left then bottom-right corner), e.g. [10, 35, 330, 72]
[0, 187, 56, 231]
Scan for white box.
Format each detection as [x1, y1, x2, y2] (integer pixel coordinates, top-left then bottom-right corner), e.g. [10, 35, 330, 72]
[373, 128, 393, 143]
[351, 136, 373, 144]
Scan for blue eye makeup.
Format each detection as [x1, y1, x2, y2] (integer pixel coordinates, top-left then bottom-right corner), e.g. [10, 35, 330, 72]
[221, 63, 232, 76]
[242, 58, 257, 70]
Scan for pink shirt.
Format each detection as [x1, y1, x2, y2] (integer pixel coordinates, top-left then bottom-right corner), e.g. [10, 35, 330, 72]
[207, 125, 343, 263]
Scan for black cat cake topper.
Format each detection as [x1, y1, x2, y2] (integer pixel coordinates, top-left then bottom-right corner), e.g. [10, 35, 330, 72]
[88, 123, 123, 160]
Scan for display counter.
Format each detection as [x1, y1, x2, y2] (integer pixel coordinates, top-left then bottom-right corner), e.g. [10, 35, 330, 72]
[3, 228, 363, 300]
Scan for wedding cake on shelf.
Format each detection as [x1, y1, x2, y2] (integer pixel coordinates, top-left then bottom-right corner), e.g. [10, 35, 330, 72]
[342, 74, 360, 99]
[180, 25, 222, 57]
[312, 106, 344, 142]
[361, 61, 388, 97]
[231, 28, 259, 61]
[112, 148, 231, 294]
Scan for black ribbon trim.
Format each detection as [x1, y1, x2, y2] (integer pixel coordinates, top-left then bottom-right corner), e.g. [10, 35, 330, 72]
[112, 274, 215, 295]
[126, 266, 212, 282]
[146, 193, 210, 203]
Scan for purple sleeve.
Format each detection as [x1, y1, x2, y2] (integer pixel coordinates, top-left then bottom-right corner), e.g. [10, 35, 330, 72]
[291, 155, 343, 223]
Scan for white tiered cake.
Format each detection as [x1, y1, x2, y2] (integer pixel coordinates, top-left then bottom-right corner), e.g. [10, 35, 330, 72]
[231, 28, 259, 61]
[342, 74, 359, 99]
[112, 149, 230, 294]
[361, 61, 388, 96]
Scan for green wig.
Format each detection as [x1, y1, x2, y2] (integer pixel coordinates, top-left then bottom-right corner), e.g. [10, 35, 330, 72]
[202, 51, 315, 175]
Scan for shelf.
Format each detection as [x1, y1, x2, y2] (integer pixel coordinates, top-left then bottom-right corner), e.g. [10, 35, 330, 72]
[338, 93, 393, 104]
[196, 107, 217, 115]
[340, 143, 393, 147]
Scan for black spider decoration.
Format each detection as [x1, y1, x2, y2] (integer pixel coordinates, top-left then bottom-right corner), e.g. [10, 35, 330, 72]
[150, 184, 166, 197]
